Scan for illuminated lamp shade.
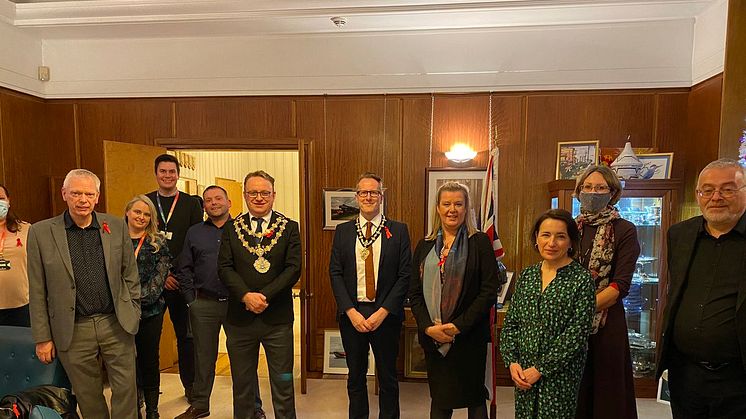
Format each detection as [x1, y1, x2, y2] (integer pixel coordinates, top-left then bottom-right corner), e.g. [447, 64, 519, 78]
[445, 143, 477, 163]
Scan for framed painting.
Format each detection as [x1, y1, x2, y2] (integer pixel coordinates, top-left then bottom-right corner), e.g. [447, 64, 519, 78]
[556, 140, 599, 180]
[323, 188, 359, 230]
[637, 153, 674, 179]
[404, 328, 428, 378]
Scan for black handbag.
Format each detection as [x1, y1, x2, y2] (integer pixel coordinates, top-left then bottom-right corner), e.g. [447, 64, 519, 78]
[0, 386, 78, 419]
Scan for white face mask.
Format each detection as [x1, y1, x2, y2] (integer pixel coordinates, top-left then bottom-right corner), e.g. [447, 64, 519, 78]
[0, 200, 8, 219]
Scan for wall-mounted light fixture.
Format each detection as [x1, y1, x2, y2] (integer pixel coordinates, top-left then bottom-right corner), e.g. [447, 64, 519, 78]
[445, 143, 477, 163]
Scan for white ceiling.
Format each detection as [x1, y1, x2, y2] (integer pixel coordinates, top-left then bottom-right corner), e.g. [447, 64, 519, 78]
[0, 0, 718, 39]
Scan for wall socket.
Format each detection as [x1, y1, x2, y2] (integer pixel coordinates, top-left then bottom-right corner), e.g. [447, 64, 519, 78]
[38, 66, 50, 81]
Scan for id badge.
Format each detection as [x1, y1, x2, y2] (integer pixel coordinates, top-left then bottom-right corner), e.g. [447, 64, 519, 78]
[164, 231, 173, 240]
[0, 259, 11, 271]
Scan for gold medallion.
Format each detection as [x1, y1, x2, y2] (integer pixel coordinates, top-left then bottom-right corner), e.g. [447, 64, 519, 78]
[360, 247, 370, 260]
[254, 257, 271, 273]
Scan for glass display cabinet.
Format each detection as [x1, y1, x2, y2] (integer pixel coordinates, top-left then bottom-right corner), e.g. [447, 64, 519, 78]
[549, 179, 682, 397]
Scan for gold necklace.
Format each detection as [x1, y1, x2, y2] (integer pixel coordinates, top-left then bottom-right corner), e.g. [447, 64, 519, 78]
[233, 213, 289, 273]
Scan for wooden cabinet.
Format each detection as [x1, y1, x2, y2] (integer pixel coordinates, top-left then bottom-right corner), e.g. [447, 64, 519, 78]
[549, 179, 682, 398]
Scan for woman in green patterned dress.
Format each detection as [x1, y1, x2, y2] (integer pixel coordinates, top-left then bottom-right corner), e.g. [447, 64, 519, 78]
[500, 209, 595, 419]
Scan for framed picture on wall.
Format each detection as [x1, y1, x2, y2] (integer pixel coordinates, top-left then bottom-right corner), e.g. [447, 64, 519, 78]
[323, 188, 359, 230]
[556, 140, 599, 180]
[404, 328, 428, 378]
[323, 329, 375, 375]
[425, 167, 486, 235]
[637, 153, 674, 179]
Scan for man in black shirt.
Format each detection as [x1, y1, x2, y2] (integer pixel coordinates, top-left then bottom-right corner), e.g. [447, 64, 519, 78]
[28, 169, 140, 418]
[659, 158, 746, 419]
[146, 154, 203, 402]
[175, 186, 265, 419]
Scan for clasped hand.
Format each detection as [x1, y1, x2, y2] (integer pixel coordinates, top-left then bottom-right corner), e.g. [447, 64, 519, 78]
[242, 292, 268, 313]
[346, 308, 389, 333]
[509, 363, 542, 391]
[425, 322, 459, 344]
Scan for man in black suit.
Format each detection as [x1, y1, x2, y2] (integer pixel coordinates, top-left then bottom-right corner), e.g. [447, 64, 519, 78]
[219, 170, 301, 419]
[146, 154, 204, 402]
[329, 172, 412, 419]
[658, 158, 746, 419]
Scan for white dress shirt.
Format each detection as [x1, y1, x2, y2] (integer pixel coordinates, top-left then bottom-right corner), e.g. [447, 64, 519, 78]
[355, 213, 382, 302]
[248, 210, 273, 233]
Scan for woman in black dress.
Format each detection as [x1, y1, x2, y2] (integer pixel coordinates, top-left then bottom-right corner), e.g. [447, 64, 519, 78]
[409, 181, 499, 419]
[125, 195, 171, 419]
[573, 165, 640, 419]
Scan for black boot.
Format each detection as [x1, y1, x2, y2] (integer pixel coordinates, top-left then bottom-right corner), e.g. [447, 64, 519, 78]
[144, 389, 160, 419]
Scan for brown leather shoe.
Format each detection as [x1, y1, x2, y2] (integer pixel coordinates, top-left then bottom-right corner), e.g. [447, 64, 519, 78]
[254, 407, 267, 419]
[175, 406, 210, 419]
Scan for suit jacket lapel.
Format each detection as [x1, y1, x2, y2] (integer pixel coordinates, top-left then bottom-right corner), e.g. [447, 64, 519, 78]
[738, 246, 746, 311]
[378, 220, 389, 272]
[670, 222, 699, 307]
[51, 216, 75, 282]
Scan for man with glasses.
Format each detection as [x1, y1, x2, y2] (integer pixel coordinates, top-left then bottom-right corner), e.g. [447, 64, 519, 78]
[219, 170, 301, 419]
[658, 158, 746, 418]
[329, 172, 412, 419]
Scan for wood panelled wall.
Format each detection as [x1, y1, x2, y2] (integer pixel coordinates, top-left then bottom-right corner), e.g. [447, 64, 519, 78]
[0, 77, 722, 373]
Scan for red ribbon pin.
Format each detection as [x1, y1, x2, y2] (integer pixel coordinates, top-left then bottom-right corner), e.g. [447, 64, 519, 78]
[102, 222, 111, 234]
[384, 226, 392, 239]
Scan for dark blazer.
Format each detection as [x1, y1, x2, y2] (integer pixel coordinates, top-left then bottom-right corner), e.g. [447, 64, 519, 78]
[329, 219, 412, 321]
[27, 213, 141, 351]
[657, 215, 746, 378]
[408, 232, 499, 354]
[218, 212, 301, 326]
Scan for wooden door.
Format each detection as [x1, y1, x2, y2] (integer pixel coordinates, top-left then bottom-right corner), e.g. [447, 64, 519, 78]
[215, 177, 244, 218]
[102, 140, 178, 370]
[297, 139, 312, 394]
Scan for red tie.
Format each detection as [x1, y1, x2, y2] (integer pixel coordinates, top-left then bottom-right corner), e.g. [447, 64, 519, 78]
[364, 222, 375, 300]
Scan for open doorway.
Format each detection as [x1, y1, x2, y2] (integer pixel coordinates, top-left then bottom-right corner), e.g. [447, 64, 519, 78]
[163, 149, 303, 383]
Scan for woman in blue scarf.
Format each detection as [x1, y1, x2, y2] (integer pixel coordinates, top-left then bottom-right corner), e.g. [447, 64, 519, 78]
[409, 181, 499, 419]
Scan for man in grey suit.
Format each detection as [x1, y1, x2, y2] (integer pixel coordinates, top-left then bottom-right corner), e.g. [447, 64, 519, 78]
[27, 169, 141, 419]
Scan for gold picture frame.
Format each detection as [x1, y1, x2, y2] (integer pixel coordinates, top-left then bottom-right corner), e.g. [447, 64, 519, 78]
[404, 328, 428, 378]
[556, 140, 599, 180]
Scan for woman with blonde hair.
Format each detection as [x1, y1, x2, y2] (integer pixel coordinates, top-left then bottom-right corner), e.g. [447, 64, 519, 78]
[125, 195, 171, 419]
[409, 181, 499, 419]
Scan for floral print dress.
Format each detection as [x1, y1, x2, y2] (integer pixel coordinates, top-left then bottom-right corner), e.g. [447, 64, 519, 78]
[500, 260, 595, 419]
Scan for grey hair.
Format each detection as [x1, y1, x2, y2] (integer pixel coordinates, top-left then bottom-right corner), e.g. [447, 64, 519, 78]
[63, 169, 101, 192]
[699, 158, 746, 182]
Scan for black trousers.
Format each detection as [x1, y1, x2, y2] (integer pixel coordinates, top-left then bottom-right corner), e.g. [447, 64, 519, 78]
[0, 304, 30, 327]
[136, 312, 164, 392]
[225, 318, 296, 419]
[339, 303, 401, 419]
[430, 400, 488, 419]
[164, 289, 194, 389]
[669, 358, 746, 419]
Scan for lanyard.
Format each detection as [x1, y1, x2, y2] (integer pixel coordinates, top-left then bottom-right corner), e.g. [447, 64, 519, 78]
[134, 235, 146, 259]
[156, 191, 179, 230]
[0, 229, 6, 258]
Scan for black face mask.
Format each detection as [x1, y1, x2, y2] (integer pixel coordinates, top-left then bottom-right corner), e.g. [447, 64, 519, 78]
[579, 192, 612, 214]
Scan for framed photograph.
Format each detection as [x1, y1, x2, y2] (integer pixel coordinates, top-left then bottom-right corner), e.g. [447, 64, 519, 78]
[657, 370, 670, 405]
[556, 140, 599, 180]
[637, 153, 674, 179]
[323, 329, 375, 375]
[498, 272, 514, 305]
[404, 328, 428, 378]
[425, 167, 486, 235]
[323, 189, 359, 230]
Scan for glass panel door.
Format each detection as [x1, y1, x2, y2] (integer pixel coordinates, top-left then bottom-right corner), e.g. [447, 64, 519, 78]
[618, 196, 663, 378]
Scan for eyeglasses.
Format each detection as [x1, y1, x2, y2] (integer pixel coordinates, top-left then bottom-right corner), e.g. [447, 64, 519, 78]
[581, 184, 611, 193]
[696, 185, 746, 199]
[356, 190, 381, 198]
[244, 190, 272, 199]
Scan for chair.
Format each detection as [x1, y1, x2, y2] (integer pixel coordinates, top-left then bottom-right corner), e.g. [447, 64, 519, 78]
[0, 326, 71, 418]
